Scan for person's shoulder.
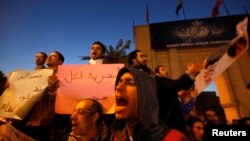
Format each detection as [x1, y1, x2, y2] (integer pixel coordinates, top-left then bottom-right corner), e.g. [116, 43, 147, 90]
[155, 75, 172, 82]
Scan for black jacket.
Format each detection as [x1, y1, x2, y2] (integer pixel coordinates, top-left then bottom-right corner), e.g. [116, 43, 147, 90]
[155, 73, 194, 133]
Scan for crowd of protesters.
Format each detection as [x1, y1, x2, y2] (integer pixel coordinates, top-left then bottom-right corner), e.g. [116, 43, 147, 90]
[0, 42, 249, 141]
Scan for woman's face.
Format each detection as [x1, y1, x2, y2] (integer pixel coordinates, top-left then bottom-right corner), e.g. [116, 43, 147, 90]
[115, 72, 138, 121]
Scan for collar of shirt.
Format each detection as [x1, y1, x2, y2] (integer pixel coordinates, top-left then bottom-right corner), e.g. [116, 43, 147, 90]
[89, 58, 103, 65]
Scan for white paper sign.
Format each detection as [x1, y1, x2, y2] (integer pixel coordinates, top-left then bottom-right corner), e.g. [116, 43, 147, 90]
[195, 17, 249, 94]
[0, 69, 53, 119]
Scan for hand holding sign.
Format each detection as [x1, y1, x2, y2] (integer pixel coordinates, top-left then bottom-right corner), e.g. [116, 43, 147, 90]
[0, 69, 53, 119]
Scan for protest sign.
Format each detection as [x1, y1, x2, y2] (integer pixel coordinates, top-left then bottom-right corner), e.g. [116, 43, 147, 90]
[0, 69, 53, 119]
[55, 64, 124, 114]
[195, 17, 249, 94]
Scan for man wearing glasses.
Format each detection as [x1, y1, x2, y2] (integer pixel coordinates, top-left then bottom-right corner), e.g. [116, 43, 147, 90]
[66, 98, 104, 141]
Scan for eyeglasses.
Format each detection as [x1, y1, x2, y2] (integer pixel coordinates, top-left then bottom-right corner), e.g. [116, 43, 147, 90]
[72, 109, 94, 116]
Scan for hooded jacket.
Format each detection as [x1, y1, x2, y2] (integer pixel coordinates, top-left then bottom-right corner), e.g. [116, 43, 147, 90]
[111, 67, 168, 141]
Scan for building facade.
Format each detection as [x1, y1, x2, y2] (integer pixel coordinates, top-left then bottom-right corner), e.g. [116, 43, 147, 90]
[133, 14, 250, 123]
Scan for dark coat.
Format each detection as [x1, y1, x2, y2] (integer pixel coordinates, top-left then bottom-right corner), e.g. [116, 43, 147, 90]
[155, 73, 194, 133]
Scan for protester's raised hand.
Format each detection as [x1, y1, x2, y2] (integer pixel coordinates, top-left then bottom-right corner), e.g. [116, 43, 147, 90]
[186, 62, 203, 78]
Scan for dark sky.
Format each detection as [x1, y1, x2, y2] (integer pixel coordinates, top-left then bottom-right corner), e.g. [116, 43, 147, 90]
[1, 0, 249, 75]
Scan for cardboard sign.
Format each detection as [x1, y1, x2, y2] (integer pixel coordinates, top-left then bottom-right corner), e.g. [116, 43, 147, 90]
[0, 69, 53, 119]
[55, 64, 124, 114]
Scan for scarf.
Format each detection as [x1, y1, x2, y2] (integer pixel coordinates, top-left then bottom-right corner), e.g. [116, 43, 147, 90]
[89, 59, 103, 65]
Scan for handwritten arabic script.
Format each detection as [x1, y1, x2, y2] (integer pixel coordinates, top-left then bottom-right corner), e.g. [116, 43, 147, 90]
[0, 69, 53, 119]
[0, 102, 15, 112]
[56, 64, 124, 114]
[18, 73, 42, 80]
[64, 67, 120, 84]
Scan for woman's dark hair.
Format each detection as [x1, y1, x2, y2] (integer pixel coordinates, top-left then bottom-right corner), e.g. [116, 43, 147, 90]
[186, 116, 203, 127]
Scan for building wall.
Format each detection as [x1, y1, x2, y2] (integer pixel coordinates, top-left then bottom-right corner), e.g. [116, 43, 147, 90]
[134, 24, 250, 123]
